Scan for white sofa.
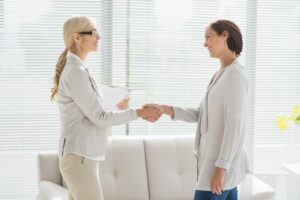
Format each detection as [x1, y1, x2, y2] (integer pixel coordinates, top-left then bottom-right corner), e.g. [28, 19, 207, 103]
[37, 135, 275, 200]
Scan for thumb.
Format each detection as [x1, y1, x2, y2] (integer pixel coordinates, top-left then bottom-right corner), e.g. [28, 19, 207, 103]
[143, 103, 156, 108]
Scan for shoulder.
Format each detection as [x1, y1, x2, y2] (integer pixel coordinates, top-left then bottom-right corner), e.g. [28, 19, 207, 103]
[60, 62, 89, 88]
[223, 62, 248, 87]
[64, 61, 88, 78]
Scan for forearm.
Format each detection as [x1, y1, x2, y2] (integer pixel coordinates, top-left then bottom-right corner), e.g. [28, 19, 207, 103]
[93, 109, 138, 127]
[170, 106, 200, 122]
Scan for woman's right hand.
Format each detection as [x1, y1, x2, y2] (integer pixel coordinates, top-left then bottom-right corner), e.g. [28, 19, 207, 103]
[136, 106, 162, 122]
[143, 104, 174, 118]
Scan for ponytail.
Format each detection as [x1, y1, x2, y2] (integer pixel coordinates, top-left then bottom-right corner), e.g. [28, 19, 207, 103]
[51, 48, 68, 101]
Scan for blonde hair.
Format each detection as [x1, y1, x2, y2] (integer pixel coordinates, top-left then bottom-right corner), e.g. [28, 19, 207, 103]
[51, 16, 96, 101]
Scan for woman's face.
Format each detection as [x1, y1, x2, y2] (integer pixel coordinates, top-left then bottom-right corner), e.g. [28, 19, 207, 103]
[203, 27, 227, 58]
[77, 22, 100, 54]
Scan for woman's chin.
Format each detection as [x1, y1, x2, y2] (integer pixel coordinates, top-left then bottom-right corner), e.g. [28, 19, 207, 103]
[209, 52, 218, 58]
[92, 47, 98, 52]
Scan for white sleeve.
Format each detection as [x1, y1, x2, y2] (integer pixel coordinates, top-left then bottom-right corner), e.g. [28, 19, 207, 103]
[172, 103, 202, 123]
[65, 67, 138, 127]
[215, 74, 248, 169]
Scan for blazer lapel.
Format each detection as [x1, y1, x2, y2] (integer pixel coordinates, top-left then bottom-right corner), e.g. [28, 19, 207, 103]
[85, 68, 102, 97]
[200, 69, 225, 134]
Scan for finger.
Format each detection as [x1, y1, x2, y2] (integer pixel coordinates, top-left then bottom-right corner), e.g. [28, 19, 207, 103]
[211, 183, 217, 195]
[151, 116, 159, 122]
[147, 117, 155, 123]
[216, 186, 221, 195]
[144, 109, 160, 117]
[150, 112, 161, 119]
[152, 105, 163, 112]
[218, 184, 223, 195]
[143, 103, 157, 108]
[150, 107, 163, 115]
[210, 183, 214, 194]
[145, 104, 163, 112]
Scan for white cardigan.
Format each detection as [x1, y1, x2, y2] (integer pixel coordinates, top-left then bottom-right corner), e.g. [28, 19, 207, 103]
[173, 59, 250, 190]
[56, 53, 137, 160]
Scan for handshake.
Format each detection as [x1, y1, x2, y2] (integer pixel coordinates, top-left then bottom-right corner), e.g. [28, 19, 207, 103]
[136, 104, 174, 123]
[116, 99, 174, 122]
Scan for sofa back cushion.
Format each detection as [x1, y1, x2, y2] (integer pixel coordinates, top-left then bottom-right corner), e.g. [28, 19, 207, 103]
[99, 136, 149, 200]
[144, 135, 196, 200]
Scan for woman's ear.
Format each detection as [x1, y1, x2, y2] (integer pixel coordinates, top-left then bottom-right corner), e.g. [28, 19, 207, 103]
[222, 30, 229, 41]
[72, 32, 81, 44]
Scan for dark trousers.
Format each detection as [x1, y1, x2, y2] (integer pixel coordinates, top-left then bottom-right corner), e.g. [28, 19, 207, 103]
[193, 187, 238, 200]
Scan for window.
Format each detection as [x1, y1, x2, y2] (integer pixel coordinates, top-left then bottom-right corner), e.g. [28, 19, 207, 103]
[0, 0, 299, 199]
[254, 0, 300, 173]
[0, 0, 108, 198]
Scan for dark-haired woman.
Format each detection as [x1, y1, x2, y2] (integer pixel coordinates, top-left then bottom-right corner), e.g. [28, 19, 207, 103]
[145, 19, 250, 200]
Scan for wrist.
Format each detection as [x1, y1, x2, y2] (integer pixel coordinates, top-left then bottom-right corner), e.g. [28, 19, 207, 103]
[136, 109, 143, 118]
[162, 105, 174, 117]
[215, 167, 226, 173]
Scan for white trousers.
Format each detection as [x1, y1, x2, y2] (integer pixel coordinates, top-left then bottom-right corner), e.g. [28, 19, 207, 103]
[59, 153, 104, 200]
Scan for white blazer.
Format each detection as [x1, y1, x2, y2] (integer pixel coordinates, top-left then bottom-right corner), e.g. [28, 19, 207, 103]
[173, 59, 250, 190]
[57, 53, 137, 160]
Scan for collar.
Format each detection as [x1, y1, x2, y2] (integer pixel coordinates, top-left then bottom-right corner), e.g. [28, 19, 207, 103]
[67, 52, 88, 69]
[222, 58, 239, 70]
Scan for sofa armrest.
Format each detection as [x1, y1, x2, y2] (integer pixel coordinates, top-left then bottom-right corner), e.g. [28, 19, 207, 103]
[37, 181, 68, 200]
[239, 174, 275, 200]
[38, 153, 62, 185]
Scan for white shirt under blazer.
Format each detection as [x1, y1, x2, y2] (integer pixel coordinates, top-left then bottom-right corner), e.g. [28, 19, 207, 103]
[57, 53, 138, 161]
[173, 59, 250, 190]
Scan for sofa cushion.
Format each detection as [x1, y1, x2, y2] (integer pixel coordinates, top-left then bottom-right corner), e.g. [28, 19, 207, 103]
[99, 136, 149, 200]
[38, 181, 68, 200]
[144, 135, 196, 200]
[238, 174, 275, 200]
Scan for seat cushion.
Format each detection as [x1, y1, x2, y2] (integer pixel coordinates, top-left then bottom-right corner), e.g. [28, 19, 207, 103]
[38, 181, 68, 200]
[144, 135, 196, 200]
[99, 136, 149, 200]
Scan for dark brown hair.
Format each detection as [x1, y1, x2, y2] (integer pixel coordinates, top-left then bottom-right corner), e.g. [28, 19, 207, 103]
[210, 19, 243, 56]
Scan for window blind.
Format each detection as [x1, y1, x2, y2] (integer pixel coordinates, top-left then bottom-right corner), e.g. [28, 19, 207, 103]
[0, 0, 108, 199]
[0, 0, 300, 199]
[254, 0, 300, 173]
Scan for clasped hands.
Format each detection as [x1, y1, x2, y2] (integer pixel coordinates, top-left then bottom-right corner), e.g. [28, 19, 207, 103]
[116, 99, 162, 122]
[137, 104, 174, 123]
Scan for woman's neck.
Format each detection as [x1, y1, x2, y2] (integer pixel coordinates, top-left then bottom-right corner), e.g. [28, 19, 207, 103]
[219, 51, 237, 69]
[72, 51, 87, 61]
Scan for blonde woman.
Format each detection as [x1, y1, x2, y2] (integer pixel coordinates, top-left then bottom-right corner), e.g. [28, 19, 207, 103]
[146, 20, 249, 200]
[51, 16, 161, 200]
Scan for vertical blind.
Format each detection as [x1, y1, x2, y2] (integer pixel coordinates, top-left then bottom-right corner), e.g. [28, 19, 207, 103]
[0, 0, 299, 199]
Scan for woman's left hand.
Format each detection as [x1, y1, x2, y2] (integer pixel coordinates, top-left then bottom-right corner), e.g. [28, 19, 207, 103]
[210, 167, 225, 195]
[116, 98, 129, 110]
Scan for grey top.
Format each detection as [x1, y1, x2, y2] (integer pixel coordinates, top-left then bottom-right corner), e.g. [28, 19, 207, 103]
[173, 59, 250, 190]
[57, 52, 138, 160]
